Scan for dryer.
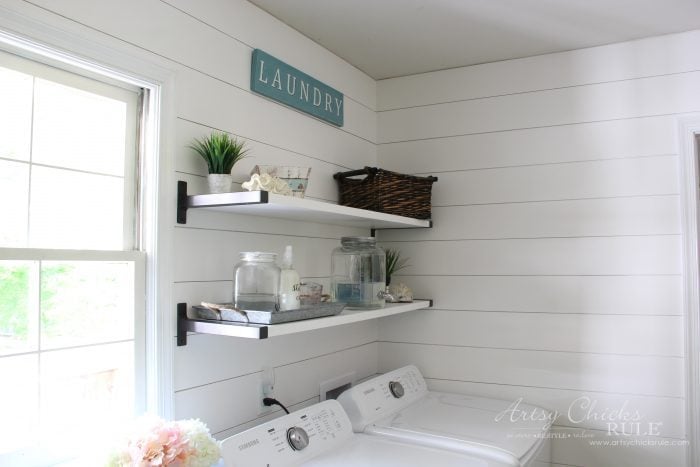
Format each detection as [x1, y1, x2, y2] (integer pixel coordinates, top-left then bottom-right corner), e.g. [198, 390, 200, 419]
[221, 399, 513, 467]
[336, 365, 552, 467]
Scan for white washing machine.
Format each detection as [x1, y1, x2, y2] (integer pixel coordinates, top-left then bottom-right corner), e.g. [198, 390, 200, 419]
[221, 399, 514, 467]
[336, 365, 552, 467]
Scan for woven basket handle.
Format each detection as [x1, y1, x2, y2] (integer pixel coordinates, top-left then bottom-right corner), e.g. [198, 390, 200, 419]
[333, 166, 379, 180]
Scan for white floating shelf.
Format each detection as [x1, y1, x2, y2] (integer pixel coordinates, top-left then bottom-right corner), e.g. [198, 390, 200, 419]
[177, 300, 432, 342]
[177, 181, 432, 229]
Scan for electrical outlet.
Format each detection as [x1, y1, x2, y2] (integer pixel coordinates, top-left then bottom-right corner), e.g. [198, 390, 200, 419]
[320, 371, 356, 401]
[260, 366, 275, 412]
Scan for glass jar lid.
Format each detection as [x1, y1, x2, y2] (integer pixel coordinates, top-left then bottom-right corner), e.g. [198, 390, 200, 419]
[340, 236, 376, 247]
[239, 251, 277, 262]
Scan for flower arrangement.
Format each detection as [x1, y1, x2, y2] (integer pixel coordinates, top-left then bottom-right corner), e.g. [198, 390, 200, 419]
[107, 416, 221, 467]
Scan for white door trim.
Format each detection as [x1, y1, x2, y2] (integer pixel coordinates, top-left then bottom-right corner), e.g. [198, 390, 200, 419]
[679, 114, 700, 467]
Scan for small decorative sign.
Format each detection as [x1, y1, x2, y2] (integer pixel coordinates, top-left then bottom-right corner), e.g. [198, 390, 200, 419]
[251, 49, 344, 127]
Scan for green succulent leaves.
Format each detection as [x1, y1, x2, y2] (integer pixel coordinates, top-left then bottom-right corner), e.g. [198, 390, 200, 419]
[189, 132, 249, 174]
[385, 248, 409, 278]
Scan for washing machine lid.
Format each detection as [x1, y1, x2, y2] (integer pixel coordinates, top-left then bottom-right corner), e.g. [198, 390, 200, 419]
[336, 366, 551, 465]
[370, 392, 550, 465]
[302, 434, 513, 467]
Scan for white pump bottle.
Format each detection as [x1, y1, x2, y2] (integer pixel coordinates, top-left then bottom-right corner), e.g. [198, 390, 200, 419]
[279, 245, 301, 311]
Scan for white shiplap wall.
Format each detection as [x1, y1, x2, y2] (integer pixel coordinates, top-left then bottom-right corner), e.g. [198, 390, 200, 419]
[4, 0, 698, 464]
[376, 31, 700, 467]
[0, 0, 380, 439]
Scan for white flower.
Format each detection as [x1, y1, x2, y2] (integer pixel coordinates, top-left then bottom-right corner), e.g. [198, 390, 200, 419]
[178, 419, 222, 467]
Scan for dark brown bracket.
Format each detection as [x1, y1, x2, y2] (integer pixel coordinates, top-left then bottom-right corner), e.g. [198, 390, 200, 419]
[177, 181, 189, 224]
[177, 302, 188, 346]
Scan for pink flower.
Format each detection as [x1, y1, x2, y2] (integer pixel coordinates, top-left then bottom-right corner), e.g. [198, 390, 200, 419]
[108, 416, 220, 467]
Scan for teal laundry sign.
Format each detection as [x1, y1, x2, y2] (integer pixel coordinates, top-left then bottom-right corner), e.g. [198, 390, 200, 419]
[251, 49, 344, 127]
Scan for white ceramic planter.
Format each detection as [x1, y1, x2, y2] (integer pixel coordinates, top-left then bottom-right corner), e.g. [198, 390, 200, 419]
[207, 174, 232, 194]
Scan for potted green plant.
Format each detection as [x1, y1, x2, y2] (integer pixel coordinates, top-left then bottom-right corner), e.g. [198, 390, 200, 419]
[189, 131, 249, 194]
[385, 248, 409, 287]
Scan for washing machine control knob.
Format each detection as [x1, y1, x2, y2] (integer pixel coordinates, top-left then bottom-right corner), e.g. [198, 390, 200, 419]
[389, 381, 404, 398]
[286, 426, 309, 451]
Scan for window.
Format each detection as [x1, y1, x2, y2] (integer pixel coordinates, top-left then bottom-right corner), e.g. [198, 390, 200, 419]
[0, 48, 146, 465]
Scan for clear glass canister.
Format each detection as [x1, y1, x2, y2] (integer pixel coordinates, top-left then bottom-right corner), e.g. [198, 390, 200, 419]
[331, 237, 386, 309]
[233, 252, 280, 312]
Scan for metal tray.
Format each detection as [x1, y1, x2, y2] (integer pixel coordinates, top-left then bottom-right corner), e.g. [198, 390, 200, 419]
[191, 302, 346, 325]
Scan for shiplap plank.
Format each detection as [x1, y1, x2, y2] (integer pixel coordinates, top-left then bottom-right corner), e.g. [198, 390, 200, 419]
[378, 30, 700, 110]
[379, 71, 700, 143]
[551, 426, 686, 467]
[164, 0, 376, 110]
[378, 116, 677, 174]
[429, 156, 678, 206]
[378, 310, 683, 356]
[177, 68, 375, 171]
[387, 275, 682, 316]
[378, 342, 684, 397]
[173, 227, 339, 282]
[174, 321, 376, 391]
[378, 196, 680, 242]
[425, 378, 685, 439]
[382, 236, 681, 276]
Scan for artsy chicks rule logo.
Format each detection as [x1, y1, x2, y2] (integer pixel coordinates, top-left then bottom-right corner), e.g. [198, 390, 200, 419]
[494, 396, 663, 437]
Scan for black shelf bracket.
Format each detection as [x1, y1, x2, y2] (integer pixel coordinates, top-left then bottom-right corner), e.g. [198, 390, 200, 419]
[177, 180, 272, 225]
[177, 181, 189, 224]
[177, 302, 188, 346]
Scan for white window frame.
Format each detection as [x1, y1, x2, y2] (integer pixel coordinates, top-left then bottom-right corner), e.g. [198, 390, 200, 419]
[0, 10, 176, 421]
[0, 247, 147, 412]
[679, 115, 700, 467]
[0, 48, 140, 250]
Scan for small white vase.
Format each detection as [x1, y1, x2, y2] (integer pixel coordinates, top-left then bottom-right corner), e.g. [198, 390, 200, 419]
[207, 174, 232, 194]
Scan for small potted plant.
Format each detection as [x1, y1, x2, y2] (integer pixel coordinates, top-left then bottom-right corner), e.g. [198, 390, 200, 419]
[384, 248, 413, 302]
[189, 131, 248, 194]
[385, 248, 409, 287]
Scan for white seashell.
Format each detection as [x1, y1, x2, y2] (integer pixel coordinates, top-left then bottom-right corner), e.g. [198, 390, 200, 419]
[241, 173, 261, 191]
[242, 173, 292, 195]
[388, 282, 413, 302]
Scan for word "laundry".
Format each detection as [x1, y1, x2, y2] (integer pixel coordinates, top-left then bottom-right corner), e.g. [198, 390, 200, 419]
[250, 49, 344, 126]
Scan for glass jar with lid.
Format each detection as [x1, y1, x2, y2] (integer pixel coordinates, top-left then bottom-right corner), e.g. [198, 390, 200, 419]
[233, 252, 280, 312]
[331, 236, 386, 309]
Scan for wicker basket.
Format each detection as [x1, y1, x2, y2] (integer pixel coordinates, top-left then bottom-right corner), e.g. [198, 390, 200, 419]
[333, 167, 438, 220]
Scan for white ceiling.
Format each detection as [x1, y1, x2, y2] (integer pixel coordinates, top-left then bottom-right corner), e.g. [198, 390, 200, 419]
[248, 0, 700, 80]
